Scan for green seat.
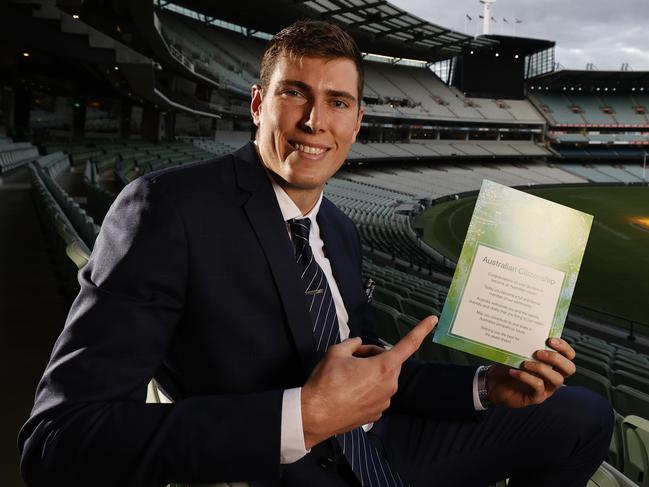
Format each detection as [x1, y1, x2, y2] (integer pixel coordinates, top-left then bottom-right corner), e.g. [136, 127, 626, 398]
[562, 328, 581, 340]
[384, 281, 411, 298]
[622, 415, 649, 486]
[613, 361, 649, 381]
[574, 344, 613, 364]
[410, 289, 440, 308]
[613, 385, 649, 418]
[612, 370, 649, 395]
[565, 368, 611, 401]
[587, 461, 637, 486]
[575, 355, 610, 378]
[401, 298, 439, 321]
[373, 287, 403, 313]
[587, 463, 619, 486]
[371, 301, 402, 345]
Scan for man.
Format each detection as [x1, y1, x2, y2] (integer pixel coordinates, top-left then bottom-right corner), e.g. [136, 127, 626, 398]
[20, 20, 612, 487]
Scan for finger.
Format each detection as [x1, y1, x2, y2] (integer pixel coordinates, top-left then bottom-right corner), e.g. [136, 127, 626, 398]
[547, 337, 576, 361]
[327, 337, 363, 357]
[353, 345, 386, 358]
[382, 315, 437, 366]
[534, 349, 577, 378]
[509, 368, 546, 402]
[521, 360, 565, 390]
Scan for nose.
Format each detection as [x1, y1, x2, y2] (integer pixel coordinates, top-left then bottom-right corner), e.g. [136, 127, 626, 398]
[302, 100, 326, 133]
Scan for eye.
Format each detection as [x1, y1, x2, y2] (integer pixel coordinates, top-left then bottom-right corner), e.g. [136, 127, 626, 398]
[331, 99, 349, 109]
[282, 89, 303, 98]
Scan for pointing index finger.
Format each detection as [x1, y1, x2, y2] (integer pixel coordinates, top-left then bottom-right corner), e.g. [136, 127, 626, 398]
[382, 316, 437, 367]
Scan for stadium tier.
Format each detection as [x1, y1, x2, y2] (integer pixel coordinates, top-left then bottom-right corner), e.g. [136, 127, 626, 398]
[531, 92, 649, 128]
[156, 9, 544, 128]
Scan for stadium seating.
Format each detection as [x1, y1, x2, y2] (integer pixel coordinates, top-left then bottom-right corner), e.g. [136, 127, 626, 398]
[0, 140, 39, 173]
[532, 92, 649, 128]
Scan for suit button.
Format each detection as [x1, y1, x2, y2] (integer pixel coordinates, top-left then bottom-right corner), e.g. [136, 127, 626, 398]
[318, 457, 334, 470]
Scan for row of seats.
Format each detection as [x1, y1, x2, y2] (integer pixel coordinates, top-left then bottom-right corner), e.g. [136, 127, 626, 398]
[0, 140, 39, 173]
[552, 132, 649, 144]
[36, 151, 72, 180]
[532, 92, 649, 127]
[29, 163, 93, 298]
[560, 163, 648, 183]
[347, 140, 552, 160]
[339, 161, 587, 201]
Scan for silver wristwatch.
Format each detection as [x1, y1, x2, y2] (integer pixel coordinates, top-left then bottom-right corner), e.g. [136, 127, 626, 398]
[477, 365, 492, 409]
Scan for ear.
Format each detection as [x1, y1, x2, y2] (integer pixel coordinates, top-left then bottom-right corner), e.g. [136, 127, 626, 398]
[251, 84, 263, 127]
[351, 105, 364, 143]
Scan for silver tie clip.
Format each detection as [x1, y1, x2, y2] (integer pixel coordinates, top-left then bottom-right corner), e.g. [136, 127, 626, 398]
[305, 289, 324, 296]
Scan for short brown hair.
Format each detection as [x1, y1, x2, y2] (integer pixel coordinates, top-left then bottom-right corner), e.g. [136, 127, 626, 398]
[259, 20, 364, 102]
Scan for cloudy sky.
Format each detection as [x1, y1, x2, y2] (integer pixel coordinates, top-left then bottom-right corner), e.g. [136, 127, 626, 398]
[391, 0, 649, 71]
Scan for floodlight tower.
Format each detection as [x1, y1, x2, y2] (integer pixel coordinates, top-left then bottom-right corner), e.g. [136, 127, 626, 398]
[480, 0, 496, 35]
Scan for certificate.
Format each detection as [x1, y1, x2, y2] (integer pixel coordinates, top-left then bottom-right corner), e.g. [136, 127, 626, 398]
[433, 180, 593, 367]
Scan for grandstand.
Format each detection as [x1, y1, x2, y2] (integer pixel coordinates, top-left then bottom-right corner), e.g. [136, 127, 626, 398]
[1, 0, 648, 485]
[528, 70, 649, 164]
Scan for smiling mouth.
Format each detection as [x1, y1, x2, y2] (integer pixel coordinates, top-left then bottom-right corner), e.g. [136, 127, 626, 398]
[290, 141, 329, 155]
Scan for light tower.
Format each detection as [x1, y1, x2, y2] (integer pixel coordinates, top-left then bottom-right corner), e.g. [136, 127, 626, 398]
[479, 0, 496, 35]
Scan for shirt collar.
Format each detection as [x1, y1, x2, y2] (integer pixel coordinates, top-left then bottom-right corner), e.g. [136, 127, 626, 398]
[269, 175, 323, 223]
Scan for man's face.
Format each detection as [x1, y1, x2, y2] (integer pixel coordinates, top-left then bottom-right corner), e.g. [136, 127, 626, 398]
[251, 55, 364, 195]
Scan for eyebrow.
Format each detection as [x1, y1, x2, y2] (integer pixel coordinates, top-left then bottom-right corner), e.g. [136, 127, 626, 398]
[277, 79, 358, 105]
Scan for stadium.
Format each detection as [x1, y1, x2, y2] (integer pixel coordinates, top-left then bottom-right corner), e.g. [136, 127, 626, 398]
[1, 0, 648, 485]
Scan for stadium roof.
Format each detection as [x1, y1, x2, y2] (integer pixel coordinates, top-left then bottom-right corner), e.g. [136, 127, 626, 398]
[166, 0, 498, 62]
[531, 69, 649, 91]
[478, 35, 554, 56]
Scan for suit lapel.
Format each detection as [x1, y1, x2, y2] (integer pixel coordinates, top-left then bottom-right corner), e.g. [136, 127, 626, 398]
[233, 143, 319, 374]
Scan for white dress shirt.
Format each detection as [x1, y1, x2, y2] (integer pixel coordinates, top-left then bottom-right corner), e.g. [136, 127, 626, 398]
[268, 178, 485, 465]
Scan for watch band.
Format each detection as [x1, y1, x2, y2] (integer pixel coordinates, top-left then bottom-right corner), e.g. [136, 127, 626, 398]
[477, 365, 492, 409]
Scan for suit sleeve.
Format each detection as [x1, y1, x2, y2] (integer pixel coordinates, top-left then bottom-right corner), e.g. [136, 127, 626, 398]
[18, 176, 283, 487]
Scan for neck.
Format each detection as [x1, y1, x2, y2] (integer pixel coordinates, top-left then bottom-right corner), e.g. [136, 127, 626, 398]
[272, 173, 322, 215]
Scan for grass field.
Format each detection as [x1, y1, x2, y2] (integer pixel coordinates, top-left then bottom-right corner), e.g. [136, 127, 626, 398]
[415, 186, 649, 326]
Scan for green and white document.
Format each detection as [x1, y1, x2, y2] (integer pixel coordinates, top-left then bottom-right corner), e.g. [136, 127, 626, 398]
[434, 180, 593, 368]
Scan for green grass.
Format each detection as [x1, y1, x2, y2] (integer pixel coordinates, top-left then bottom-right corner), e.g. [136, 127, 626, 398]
[415, 186, 649, 326]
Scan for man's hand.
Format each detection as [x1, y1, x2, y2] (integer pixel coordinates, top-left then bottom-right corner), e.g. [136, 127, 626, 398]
[487, 337, 577, 408]
[301, 316, 436, 449]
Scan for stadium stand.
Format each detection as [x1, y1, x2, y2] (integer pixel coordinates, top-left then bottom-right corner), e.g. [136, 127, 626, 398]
[4, 0, 649, 484]
[0, 140, 39, 173]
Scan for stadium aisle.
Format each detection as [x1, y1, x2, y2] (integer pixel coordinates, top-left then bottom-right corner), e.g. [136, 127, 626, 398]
[0, 167, 69, 487]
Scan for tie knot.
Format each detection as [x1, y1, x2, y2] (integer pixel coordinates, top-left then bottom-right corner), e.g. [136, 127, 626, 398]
[289, 218, 311, 244]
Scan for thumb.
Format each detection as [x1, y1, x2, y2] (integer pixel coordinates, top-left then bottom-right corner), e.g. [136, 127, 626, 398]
[328, 336, 363, 357]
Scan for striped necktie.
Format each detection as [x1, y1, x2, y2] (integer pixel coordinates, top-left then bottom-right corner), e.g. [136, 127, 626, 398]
[289, 218, 408, 487]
